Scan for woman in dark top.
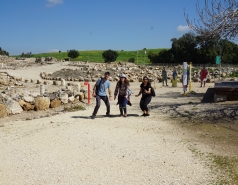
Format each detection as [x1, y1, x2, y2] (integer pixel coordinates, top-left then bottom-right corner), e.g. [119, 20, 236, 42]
[135, 76, 152, 116]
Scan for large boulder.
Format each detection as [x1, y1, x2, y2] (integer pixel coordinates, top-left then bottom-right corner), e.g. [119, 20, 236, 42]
[35, 97, 50, 110]
[4, 98, 23, 115]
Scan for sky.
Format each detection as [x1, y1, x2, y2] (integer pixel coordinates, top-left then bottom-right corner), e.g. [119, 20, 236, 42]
[0, 0, 200, 55]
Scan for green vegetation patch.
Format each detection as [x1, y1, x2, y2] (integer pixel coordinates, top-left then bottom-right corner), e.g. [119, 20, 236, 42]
[64, 105, 86, 112]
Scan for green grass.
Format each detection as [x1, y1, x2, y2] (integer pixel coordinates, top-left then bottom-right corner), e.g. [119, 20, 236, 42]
[64, 105, 86, 112]
[188, 146, 238, 184]
[12, 48, 168, 64]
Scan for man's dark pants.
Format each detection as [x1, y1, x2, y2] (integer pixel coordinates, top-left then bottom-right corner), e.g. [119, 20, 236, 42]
[92, 95, 110, 116]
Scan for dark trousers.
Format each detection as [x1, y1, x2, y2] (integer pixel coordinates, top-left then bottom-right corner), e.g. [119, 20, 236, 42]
[118, 96, 128, 114]
[92, 95, 110, 116]
[140, 96, 152, 112]
[162, 78, 167, 85]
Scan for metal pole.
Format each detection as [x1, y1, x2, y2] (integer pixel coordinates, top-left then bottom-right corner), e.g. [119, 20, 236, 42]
[88, 83, 90, 104]
[189, 62, 192, 92]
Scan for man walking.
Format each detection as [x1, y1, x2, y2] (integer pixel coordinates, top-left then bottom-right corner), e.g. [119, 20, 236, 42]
[162, 67, 168, 86]
[91, 72, 112, 119]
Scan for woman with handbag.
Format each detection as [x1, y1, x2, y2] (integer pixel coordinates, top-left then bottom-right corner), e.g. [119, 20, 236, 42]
[135, 76, 152, 116]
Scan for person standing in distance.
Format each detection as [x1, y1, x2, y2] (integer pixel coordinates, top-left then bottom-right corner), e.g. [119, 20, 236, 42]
[91, 72, 112, 119]
[162, 67, 168, 86]
[200, 65, 208, 87]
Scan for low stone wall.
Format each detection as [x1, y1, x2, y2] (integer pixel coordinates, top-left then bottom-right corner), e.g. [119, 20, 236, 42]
[0, 78, 88, 118]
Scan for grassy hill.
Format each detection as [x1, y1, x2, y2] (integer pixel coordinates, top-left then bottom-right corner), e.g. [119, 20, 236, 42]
[18, 48, 168, 64]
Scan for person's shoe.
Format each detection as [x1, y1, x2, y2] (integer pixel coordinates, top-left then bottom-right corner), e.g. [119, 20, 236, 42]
[166, 85, 168, 86]
[123, 113, 127, 117]
[106, 113, 111, 117]
[91, 115, 96, 119]
[120, 114, 123, 117]
[141, 113, 146, 116]
[144, 114, 150, 116]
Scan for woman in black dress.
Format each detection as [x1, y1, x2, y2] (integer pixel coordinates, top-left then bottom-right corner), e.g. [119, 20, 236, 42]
[135, 76, 152, 116]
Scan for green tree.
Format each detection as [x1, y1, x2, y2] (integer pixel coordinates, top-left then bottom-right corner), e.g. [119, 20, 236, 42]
[170, 32, 198, 63]
[0, 47, 9, 56]
[128, 57, 135, 63]
[20, 52, 33, 58]
[102, 49, 118, 63]
[67, 49, 79, 60]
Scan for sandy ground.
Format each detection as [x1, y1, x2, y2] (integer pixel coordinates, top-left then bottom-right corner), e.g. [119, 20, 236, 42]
[0, 63, 234, 184]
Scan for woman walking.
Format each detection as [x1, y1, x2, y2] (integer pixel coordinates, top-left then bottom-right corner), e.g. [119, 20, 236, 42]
[135, 76, 152, 116]
[114, 74, 131, 117]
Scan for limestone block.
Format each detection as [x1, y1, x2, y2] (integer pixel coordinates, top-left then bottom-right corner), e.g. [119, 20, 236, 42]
[53, 81, 59, 85]
[50, 99, 61, 108]
[23, 95, 35, 103]
[66, 86, 74, 91]
[60, 93, 68, 104]
[4, 98, 23, 115]
[68, 96, 75, 102]
[35, 97, 50, 110]
[0, 104, 8, 118]
[23, 102, 35, 111]
[18, 100, 26, 107]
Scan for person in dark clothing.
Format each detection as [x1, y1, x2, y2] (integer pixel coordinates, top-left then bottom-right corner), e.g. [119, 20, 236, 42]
[135, 76, 152, 116]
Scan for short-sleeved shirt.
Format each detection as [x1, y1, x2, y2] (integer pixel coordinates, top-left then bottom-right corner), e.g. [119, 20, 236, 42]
[96, 78, 110, 96]
[162, 70, 167, 79]
[140, 83, 152, 97]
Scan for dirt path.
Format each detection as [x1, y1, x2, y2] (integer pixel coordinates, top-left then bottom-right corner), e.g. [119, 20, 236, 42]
[0, 100, 218, 184]
[1, 63, 230, 184]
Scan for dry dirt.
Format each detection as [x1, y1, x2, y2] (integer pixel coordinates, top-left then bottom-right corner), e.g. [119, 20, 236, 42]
[0, 62, 238, 184]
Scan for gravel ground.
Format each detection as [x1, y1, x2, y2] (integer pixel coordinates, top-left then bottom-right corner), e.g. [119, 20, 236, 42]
[1, 62, 234, 184]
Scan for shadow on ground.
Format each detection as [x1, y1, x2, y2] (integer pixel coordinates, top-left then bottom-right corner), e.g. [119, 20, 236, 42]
[72, 114, 140, 119]
[201, 88, 214, 103]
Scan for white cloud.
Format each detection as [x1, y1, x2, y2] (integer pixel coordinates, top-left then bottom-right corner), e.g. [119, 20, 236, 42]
[177, 25, 190, 32]
[46, 0, 63, 7]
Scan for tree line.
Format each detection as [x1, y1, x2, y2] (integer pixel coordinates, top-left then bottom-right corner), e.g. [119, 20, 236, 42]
[0, 47, 9, 56]
[148, 33, 238, 65]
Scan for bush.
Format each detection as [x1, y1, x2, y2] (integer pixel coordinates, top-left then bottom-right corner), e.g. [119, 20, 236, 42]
[102, 49, 118, 63]
[128, 57, 135, 63]
[67, 49, 79, 60]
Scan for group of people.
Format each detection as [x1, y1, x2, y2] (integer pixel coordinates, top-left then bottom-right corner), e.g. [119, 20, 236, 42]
[162, 66, 208, 88]
[91, 72, 153, 119]
[91, 66, 208, 119]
